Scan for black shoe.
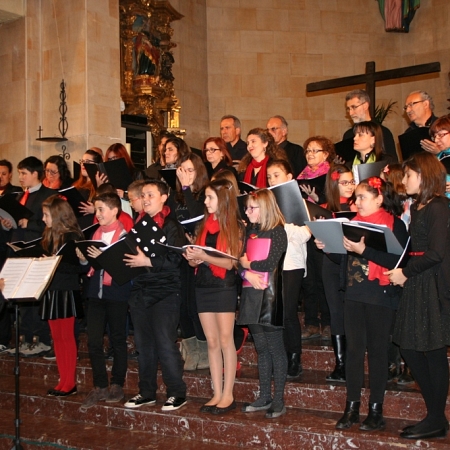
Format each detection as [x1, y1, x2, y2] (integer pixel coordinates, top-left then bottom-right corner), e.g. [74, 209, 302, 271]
[47, 388, 61, 396]
[401, 426, 448, 440]
[124, 394, 156, 408]
[287, 352, 302, 378]
[199, 404, 217, 413]
[54, 386, 77, 397]
[335, 401, 360, 429]
[359, 403, 385, 432]
[161, 396, 187, 411]
[210, 400, 236, 415]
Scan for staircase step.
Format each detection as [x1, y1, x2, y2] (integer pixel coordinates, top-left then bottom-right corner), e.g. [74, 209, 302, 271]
[1, 375, 449, 450]
[1, 352, 449, 422]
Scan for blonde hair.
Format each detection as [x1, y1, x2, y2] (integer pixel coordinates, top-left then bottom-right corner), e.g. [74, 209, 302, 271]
[247, 189, 285, 231]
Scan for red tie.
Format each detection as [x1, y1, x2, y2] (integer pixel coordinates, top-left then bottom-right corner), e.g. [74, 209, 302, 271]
[19, 190, 29, 206]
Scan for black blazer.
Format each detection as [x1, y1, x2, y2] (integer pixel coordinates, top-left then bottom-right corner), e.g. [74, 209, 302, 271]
[279, 140, 307, 178]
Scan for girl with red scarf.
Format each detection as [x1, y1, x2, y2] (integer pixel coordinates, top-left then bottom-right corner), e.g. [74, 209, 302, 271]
[317, 177, 408, 432]
[237, 128, 285, 188]
[185, 179, 244, 415]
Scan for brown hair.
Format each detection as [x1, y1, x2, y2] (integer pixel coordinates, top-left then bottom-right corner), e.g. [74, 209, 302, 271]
[357, 177, 403, 216]
[303, 136, 336, 163]
[402, 152, 446, 205]
[202, 137, 233, 167]
[211, 169, 239, 197]
[266, 159, 294, 176]
[429, 114, 450, 138]
[381, 163, 407, 200]
[325, 164, 354, 212]
[352, 121, 385, 160]
[246, 189, 285, 231]
[196, 179, 243, 263]
[238, 128, 287, 173]
[93, 192, 122, 218]
[41, 195, 83, 254]
[175, 153, 209, 203]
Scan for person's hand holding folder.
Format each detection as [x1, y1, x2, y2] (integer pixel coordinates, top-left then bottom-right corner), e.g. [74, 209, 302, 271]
[342, 235, 366, 255]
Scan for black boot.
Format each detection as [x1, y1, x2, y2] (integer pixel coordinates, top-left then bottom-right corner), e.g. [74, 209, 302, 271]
[335, 401, 360, 429]
[287, 352, 302, 378]
[326, 335, 345, 382]
[360, 403, 386, 431]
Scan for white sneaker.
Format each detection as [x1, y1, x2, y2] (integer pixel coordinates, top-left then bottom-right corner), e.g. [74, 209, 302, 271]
[6, 341, 29, 356]
[21, 342, 51, 357]
[0, 344, 10, 354]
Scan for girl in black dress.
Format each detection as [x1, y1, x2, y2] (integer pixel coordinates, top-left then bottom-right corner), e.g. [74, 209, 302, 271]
[40, 195, 84, 396]
[387, 152, 450, 440]
[185, 179, 244, 414]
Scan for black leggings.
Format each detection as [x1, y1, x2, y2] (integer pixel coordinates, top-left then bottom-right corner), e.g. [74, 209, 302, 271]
[401, 347, 449, 426]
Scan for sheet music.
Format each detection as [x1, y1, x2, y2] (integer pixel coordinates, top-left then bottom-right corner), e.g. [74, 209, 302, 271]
[14, 257, 60, 299]
[0, 258, 32, 298]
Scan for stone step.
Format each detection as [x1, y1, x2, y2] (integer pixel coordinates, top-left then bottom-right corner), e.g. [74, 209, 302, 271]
[1, 375, 449, 450]
[1, 352, 449, 422]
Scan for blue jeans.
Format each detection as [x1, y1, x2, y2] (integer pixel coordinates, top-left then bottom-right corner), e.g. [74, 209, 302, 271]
[129, 292, 186, 399]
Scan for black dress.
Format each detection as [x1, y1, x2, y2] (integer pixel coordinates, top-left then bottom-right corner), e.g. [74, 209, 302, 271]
[394, 197, 450, 351]
[195, 232, 238, 313]
[40, 232, 84, 320]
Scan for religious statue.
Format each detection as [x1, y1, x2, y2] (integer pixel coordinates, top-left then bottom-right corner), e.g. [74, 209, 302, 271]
[132, 15, 161, 76]
[376, 0, 420, 32]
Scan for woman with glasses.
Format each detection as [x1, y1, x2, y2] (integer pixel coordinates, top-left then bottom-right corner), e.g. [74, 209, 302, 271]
[297, 136, 335, 205]
[319, 165, 357, 382]
[43, 155, 73, 190]
[296, 136, 335, 341]
[202, 137, 236, 179]
[237, 128, 286, 188]
[429, 115, 450, 199]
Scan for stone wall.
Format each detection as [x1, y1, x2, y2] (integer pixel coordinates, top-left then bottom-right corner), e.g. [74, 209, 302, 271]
[0, 0, 120, 173]
[181, 0, 448, 151]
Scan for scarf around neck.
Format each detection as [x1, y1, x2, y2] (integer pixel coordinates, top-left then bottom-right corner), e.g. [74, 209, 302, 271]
[297, 161, 330, 180]
[197, 214, 227, 279]
[243, 155, 269, 188]
[89, 220, 124, 286]
[152, 205, 170, 229]
[353, 208, 394, 286]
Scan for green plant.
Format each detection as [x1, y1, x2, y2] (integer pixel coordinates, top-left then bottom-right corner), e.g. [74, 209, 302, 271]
[374, 100, 397, 124]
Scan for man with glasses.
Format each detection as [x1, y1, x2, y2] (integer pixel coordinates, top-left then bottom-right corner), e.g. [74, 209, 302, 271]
[341, 89, 397, 162]
[403, 90, 439, 154]
[398, 91, 438, 159]
[266, 115, 306, 177]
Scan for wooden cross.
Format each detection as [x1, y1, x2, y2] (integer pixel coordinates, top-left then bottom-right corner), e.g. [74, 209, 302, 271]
[306, 61, 441, 119]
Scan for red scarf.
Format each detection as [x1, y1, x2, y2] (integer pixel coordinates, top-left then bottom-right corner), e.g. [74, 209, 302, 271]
[197, 214, 227, 279]
[89, 220, 124, 286]
[243, 155, 269, 188]
[152, 205, 170, 229]
[353, 208, 394, 286]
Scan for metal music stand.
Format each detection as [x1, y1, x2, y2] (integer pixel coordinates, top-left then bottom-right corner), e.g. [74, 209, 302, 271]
[9, 299, 27, 450]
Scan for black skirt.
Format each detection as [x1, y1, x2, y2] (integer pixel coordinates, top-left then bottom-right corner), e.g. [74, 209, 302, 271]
[40, 290, 83, 320]
[196, 286, 238, 313]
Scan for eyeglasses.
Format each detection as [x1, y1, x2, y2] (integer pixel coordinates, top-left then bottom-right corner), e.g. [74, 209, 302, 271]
[205, 148, 220, 153]
[79, 159, 95, 165]
[245, 206, 260, 213]
[431, 131, 450, 142]
[346, 101, 366, 112]
[107, 156, 120, 161]
[403, 100, 425, 111]
[338, 180, 356, 186]
[183, 168, 196, 173]
[305, 148, 323, 155]
[267, 127, 281, 133]
[45, 169, 59, 176]
[129, 197, 141, 203]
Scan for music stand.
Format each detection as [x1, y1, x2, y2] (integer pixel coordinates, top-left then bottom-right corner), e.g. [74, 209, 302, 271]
[8, 299, 25, 450]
